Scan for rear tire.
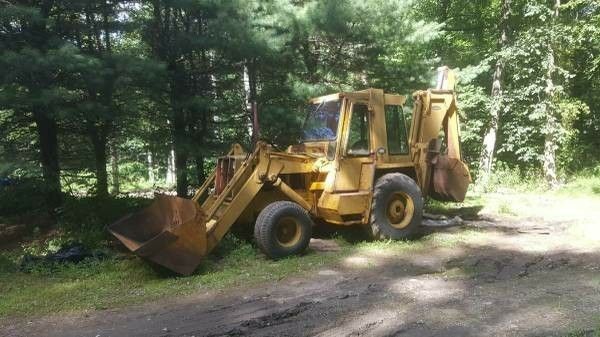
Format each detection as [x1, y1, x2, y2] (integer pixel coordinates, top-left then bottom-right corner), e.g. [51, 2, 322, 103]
[254, 201, 313, 259]
[369, 173, 423, 240]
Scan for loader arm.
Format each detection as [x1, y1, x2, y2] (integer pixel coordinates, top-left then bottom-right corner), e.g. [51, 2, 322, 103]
[109, 143, 268, 275]
[193, 144, 269, 253]
[204, 160, 262, 251]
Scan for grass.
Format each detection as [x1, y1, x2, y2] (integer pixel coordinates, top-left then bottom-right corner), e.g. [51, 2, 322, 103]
[555, 175, 600, 198]
[2, 173, 599, 319]
[0, 236, 345, 318]
[425, 194, 485, 219]
[497, 201, 516, 215]
[566, 327, 600, 337]
[0, 223, 490, 319]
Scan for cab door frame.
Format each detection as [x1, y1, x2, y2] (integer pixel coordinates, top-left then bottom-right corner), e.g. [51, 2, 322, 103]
[333, 97, 375, 193]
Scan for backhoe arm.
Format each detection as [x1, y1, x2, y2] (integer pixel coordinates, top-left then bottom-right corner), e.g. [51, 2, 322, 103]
[409, 67, 471, 201]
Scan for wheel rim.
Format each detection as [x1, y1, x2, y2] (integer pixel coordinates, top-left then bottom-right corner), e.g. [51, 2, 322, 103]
[276, 217, 302, 247]
[386, 192, 415, 229]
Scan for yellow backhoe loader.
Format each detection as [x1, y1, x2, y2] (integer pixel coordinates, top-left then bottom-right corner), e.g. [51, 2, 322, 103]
[108, 67, 471, 275]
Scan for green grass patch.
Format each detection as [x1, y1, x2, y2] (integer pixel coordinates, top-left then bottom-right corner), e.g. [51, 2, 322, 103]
[425, 194, 485, 219]
[565, 327, 600, 337]
[497, 201, 516, 215]
[555, 174, 600, 198]
[0, 235, 345, 318]
[479, 162, 546, 193]
[0, 226, 487, 318]
[345, 227, 484, 254]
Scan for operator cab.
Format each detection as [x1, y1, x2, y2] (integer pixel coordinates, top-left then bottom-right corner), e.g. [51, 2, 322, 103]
[297, 90, 410, 167]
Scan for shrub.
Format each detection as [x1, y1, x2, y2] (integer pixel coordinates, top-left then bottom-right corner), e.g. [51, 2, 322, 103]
[56, 195, 151, 248]
[480, 162, 545, 193]
[0, 177, 48, 216]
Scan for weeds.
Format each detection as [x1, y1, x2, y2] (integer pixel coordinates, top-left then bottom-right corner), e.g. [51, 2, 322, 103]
[497, 202, 516, 215]
[555, 174, 600, 198]
[566, 328, 600, 337]
[479, 162, 545, 193]
[0, 178, 48, 216]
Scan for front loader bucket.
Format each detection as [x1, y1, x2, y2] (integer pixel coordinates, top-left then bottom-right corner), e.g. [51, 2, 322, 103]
[108, 195, 207, 275]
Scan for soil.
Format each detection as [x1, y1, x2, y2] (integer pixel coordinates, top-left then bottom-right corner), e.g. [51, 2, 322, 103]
[2, 193, 600, 337]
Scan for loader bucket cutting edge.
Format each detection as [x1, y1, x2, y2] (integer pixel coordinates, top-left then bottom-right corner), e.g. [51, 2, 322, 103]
[108, 195, 208, 275]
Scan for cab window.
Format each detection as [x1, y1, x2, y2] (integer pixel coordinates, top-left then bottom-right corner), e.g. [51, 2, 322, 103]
[385, 105, 409, 155]
[302, 100, 341, 141]
[346, 103, 370, 156]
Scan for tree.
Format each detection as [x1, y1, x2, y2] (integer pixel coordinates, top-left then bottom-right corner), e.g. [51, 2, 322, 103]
[0, 1, 77, 208]
[478, 0, 512, 184]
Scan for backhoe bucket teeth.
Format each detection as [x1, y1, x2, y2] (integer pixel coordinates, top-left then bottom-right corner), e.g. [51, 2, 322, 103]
[108, 195, 207, 275]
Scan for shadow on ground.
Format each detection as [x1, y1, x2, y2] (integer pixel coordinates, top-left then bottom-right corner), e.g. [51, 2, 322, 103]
[7, 214, 597, 337]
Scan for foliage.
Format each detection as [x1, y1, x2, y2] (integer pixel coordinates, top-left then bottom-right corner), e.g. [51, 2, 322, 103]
[0, 178, 49, 216]
[56, 195, 151, 246]
[481, 161, 546, 193]
[0, 0, 599, 324]
[1, 0, 598, 201]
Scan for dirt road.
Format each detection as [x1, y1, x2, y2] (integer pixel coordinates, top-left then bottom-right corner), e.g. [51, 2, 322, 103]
[2, 193, 600, 337]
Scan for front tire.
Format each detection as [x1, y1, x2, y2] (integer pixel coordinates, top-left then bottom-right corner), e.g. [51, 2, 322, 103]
[254, 201, 313, 259]
[369, 173, 423, 240]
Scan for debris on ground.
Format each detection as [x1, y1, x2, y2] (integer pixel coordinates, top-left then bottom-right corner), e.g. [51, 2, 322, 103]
[423, 212, 448, 220]
[516, 227, 551, 235]
[19, 244, 107, 271]
[422, 214, 463, 227]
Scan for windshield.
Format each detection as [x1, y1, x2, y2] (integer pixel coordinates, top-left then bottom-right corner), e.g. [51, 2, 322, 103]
[302, 99, 341, 141]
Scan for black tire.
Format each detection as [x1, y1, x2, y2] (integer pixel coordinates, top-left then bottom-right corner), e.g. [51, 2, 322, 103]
[369, 173, 423, 240]
[254, 201, 313, 259]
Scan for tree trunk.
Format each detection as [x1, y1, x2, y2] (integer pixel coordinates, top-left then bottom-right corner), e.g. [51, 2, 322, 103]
[543, 46, 559, 188]
[195, 155, 205, 186]
[167, 146, 176, 186]
[172, 94, 189, 197]
[110, 141, 120, 195]
[92, 131, 108, 198]
[30, 3, 61, 210]
[543, 0, 560, 188]
[147, 151, 155, 184]
[32, 106, 61, 209]
[244, 60, 259, 144]
[174, 144, 188, 197]
[478, 0, 511, 185]
[90, 126, 109, 198]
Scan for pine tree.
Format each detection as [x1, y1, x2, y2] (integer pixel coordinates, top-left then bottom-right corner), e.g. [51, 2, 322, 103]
[0, 1, 73, 208]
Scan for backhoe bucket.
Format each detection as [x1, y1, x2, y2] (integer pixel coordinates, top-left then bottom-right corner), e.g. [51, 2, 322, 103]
[108, 195, 207, 275]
